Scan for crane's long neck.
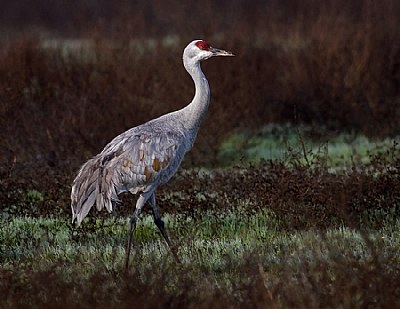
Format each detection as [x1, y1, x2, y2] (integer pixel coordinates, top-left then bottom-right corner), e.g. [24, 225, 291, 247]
[181, 59, 210, 131]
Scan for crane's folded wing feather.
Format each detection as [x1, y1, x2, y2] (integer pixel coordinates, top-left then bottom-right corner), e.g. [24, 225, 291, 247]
[71, 129, 185, 226]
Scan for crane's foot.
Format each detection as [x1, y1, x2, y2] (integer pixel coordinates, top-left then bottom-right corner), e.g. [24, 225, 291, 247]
[149, 193, 181, 264]
[124, 218, 137, 272]
[154, 217, 181, 264]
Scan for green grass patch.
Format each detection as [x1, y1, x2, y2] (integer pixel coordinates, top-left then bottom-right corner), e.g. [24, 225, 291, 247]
[1, 210, 399, 307]
[218, 125, 400, 168]
[0, 209, 281, 268]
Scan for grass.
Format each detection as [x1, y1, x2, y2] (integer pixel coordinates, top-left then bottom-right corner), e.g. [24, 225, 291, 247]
[0, 209, 280, 266]
[218, 124, 400, 168]
[1, 210, 399, 308]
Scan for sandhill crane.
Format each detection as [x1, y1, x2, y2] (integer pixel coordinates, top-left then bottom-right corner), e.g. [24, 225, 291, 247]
[71, 40, 234, 268]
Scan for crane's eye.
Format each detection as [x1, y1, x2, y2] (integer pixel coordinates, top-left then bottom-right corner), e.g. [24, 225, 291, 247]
[195, 41, 210, 51]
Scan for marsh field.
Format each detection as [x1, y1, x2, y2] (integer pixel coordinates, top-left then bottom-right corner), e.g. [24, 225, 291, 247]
[1, 0, 400, 308]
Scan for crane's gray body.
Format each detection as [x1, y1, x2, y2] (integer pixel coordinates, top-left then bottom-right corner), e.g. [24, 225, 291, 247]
[71, 110, 196, 224]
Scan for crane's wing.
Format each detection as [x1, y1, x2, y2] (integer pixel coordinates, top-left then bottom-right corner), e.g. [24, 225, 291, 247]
[107, 130, 185, 195]
[71, 129, 185, 225]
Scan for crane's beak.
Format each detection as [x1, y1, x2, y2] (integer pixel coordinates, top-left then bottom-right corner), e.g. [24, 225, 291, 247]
[211, 47, 235, 57]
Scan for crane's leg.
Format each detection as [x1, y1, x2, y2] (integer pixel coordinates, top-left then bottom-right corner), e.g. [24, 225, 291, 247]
[149, 193, 180, 263]
[125, 194, 147, 270]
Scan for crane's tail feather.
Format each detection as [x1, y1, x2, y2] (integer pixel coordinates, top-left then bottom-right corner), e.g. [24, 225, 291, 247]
[71, 156, 119, 226]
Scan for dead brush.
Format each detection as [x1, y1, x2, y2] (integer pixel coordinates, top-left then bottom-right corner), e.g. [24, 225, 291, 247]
[1, 0, 400, 169]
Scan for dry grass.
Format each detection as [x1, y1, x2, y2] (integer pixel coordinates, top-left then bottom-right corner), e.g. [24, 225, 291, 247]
[1, 248, 399, 308]
[0, 0, 399, 169]
[2, 153, 400, 230]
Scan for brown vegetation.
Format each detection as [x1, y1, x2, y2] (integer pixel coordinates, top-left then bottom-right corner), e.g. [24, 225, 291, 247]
[2, 249, 399, 308]
[0, 0, 399, 171]
[2, 153, 400, 230]
[1, 0, 399, 224]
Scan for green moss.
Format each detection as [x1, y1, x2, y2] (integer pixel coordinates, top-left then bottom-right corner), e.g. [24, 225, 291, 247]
[218, 125, 400, 168]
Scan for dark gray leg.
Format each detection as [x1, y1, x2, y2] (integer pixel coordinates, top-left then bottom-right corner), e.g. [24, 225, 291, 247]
[149, 193, 180, 263]
[125, 194, 147, 271]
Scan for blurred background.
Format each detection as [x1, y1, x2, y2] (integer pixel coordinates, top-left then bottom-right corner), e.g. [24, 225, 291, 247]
[0, 0, 399, 173]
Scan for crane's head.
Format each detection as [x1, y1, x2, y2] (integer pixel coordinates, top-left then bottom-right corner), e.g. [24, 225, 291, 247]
[183, 40, 234, 63]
